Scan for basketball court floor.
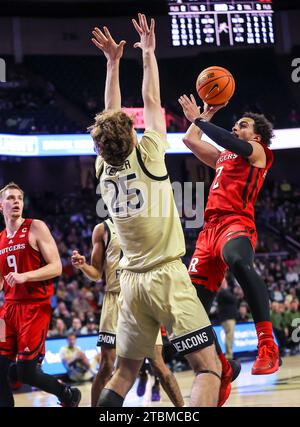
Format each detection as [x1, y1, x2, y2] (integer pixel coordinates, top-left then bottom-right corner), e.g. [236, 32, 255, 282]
[14, 355, 300, 407]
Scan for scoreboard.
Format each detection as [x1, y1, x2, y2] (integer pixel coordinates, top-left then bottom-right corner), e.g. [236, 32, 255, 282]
[168, 0, 275, 47]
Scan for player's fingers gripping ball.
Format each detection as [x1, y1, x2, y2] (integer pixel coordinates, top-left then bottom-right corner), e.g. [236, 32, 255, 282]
[196, 66, 235, 105]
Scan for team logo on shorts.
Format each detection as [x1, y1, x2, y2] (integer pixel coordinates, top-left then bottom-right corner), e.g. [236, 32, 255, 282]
[188, 258, 199, 273]
[171, 326, 214, 355]
[97, 332, 116, 348]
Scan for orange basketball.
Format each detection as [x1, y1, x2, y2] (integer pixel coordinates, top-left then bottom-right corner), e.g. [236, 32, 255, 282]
[196, 66, 235, 105]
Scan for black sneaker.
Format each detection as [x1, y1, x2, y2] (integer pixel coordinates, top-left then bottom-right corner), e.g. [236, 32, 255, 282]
[59, 386, 81, 407]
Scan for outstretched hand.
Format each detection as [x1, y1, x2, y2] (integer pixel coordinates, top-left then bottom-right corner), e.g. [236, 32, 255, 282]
[132, 13, 155, 52]
[178, 94, 202, 123]
[179, 94, 228, 122]
[92, 26, 126, 62]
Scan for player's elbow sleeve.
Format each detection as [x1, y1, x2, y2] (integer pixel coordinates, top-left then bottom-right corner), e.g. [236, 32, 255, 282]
[222, 134, 254, 157]
[194, 118, 253, 157]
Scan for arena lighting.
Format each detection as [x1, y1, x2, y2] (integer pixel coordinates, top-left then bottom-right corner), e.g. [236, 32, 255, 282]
[0, 127, 299, 157]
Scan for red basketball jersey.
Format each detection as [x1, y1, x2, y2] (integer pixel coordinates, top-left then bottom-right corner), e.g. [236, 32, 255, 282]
[0, 218, 54, 302]
[204, 144, 273, 224]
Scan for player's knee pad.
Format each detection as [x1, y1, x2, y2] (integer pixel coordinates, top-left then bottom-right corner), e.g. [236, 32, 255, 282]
[97, 388, 124, 407]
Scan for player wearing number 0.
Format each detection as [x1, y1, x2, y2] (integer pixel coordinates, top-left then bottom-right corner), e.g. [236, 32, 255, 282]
[0, 182, 81, 407]
[178, 94, 279, 375]
[71, 219, 184, 407]
[88, 14, 230, 408]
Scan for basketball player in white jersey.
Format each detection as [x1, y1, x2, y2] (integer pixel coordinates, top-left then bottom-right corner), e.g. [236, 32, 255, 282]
[89, 15, 227, 407]
[72, 219, 184, 407]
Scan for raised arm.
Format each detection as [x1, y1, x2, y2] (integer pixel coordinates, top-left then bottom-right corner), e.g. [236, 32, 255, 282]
[179, 94, 266, 168]
[179, 95, 223, 169]
[92, 26, 126, 110]
[71, 223, 105, 282]
[132, 14, 166, 138]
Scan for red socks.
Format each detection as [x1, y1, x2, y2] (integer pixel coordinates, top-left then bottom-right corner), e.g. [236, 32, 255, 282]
[255, 321, 274, 346]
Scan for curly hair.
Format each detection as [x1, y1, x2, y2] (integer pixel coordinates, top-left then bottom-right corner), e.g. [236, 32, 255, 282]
[243, 112, 274, 147]
[88, 110, 134, 166]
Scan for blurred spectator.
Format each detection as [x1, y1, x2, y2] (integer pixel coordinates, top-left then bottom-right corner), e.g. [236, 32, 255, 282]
[52, 302, 72, 328]
[270, 285, 285, 303]
[64, 281, 80, 307]
[0, 65, 79, 135]
[71, 293, 91, 316]
[59, 333, 93, 382]
[56, 280, 68, 302]
[233, 286, 245, 306]
[280, 179, 292, 194]
[80, 317, 98, 335]
[270, 302, 286, 356]
[236, 303, 253, 323]
[67, 317, 83, 336]
[285, 288, 297, 306]
[216, 278, 238, 360]
[48, 318, 67, 338]
[285, 267, 299, 285]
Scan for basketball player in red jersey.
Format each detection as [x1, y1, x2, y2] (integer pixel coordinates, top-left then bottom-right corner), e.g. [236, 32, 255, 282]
[0, 182, 81, 407]
[178, 94, 279, 376]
